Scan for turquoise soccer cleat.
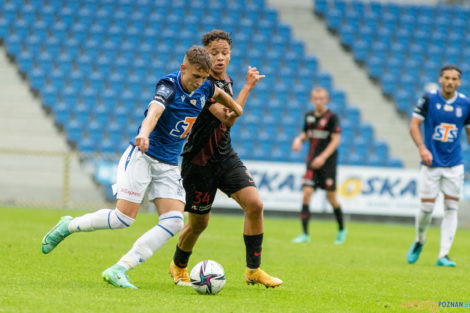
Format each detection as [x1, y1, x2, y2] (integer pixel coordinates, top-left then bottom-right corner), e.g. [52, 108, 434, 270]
[41, 216, 73, 254]
[407, 241, 424, 264]
[102, 265, 137, 289]
[334, 228, 347, 244]
[292, 233, 311, 243]
[436, 255, 456, 267]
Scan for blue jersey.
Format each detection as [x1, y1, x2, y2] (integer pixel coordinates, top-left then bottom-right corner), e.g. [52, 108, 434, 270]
[413, 89, 470, 167]
[134, 71, 215, 165]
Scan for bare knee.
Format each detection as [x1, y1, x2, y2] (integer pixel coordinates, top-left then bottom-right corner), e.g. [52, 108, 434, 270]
[186, 218, 209, 235]
[244, 198, 263, 219]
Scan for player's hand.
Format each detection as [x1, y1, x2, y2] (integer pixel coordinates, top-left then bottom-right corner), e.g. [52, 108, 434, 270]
[311, 156, 326, 169]
[292, 137, 303, 152]
[135, 134, 149, 153]
[419, 145, 433, 166]
[245, 66, 265, 89]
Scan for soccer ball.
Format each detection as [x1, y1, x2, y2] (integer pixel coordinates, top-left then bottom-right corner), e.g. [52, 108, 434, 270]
[190, 260, 226, 295]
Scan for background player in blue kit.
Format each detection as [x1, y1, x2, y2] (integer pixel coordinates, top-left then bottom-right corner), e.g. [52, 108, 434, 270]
[407, 65, 470, 267]
[41, 46, 243, 289]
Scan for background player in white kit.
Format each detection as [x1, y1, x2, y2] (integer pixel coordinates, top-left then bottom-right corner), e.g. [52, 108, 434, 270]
[41, 46, 243, 289]
[407, 65, 470, 267]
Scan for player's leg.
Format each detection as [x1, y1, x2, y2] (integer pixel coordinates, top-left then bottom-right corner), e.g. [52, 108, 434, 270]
[436, 165, 463, 267]
[293, 169, 315, 243]
[103, 160, 186, 288]
[171, 212, 211, 286]
[170, 163, 216, 286]
[41, 146, 146, 254]
[326, 190, 347, 244]
[322, 168, 346, 244]
[229, 186, 282, 288]
[407, 166, 439, 264]
[221, 164, 281, 288]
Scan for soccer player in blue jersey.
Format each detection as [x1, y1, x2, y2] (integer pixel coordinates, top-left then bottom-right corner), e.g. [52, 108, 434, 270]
[41, 46, 243, 289]
[407, 65, 470, 267]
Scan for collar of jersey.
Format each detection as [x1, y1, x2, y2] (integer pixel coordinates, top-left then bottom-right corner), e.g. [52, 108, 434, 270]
[176, 71, 195, 97]
[438, 89, 458, 105]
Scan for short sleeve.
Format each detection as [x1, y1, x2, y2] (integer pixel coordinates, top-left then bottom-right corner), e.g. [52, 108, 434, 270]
[413, 93, 429, 120]
[151, 80, 175, 108]
[303, 113, 309, 133]
[329, 113, 341, 134]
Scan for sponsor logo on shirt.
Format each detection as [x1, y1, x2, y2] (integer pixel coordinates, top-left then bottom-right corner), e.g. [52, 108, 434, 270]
[432, 123, 457, 142]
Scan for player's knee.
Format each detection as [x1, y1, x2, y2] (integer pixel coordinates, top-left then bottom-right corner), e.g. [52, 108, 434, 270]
[244, 198, 263, 218]
[108, 208, 135, 229]
[159, 211, 184, 237]
[188, 218, 209, 235]
[421, 202, 435, 214]
[444, 199, 459, 211]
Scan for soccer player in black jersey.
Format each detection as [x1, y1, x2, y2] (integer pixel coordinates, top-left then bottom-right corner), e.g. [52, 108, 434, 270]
[291, 87, 347, 244]
[169, 30, 282, 288]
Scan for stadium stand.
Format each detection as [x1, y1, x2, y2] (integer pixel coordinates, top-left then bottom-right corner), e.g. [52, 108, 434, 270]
[314, 0, 470, 168]
[0, 0, 401, 176]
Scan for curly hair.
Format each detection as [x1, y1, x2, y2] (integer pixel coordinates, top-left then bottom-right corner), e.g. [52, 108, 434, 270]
[202, 29, 232, 47]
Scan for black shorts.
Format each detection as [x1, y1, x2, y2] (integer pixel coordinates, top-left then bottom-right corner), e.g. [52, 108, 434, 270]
[181, 157, 256, 214]
[302, 166, 337, 191]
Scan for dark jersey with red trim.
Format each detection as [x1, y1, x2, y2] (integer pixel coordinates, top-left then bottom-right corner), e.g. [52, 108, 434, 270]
[304, 109, 340, 169]
[181, 74, 237, 166]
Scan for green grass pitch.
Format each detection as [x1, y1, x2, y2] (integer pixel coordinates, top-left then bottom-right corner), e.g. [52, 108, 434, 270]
[1, 207, 469, 313]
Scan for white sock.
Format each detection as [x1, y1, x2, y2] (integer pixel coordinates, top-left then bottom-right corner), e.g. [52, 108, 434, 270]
[415, 202, 434, 243]
[117, 211, 184, 270]
[68, 208, 135, 233]
[439, 200, 458, 258]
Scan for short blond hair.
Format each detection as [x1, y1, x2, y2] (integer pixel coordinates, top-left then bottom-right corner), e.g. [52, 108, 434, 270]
[184, 45, 212, 72]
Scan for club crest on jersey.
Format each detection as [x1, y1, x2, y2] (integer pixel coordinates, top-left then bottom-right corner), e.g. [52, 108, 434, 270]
[432, 123, 457, 142]
[436, 103, 442, 110]
[307, 116, 316, 123]
[456, 107, 462, 117]
[444, 104, 454, 112]
[170, 116, 197, 138]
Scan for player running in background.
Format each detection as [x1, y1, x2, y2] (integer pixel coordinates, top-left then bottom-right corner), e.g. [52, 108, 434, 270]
[291, 87, 347, 244]
[169, 30, 282, 288]
[41, 46, 243, 289]
[407, 65, 470, 267]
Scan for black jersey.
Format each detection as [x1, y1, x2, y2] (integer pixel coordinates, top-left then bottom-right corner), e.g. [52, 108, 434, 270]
[303, 109, 341, 169]
[181, 74, 238, 166]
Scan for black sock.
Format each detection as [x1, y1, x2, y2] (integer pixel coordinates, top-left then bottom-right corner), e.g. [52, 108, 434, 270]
[173, 244, 192, 268]
[333, 206, 344, 230]
[244, 233, 263, 269]
[301, 204, 310, 234]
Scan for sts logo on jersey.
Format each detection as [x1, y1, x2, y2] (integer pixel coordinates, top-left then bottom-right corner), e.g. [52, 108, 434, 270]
[432, 123, 457, 142]
[170, 116, 197, 138]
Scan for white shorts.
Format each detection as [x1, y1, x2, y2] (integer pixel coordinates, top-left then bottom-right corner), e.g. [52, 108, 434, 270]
[114, 145, 185, 204]
[419, 164, 464, 199]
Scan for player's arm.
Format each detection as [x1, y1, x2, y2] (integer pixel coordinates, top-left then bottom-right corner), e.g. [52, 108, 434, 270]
[292, 132, 307, 152]
[135, 103, 164, 153]
[410, 116, 432, 166]
[210, 67, 265, 127]
[311, 133, 340, 169]
[213, 86, 243, 117]
[465, 126, 470, 144]
[135, 81, 174, 153]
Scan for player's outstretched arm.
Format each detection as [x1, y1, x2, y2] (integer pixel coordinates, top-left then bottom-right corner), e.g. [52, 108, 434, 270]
[292, 132, 307, 152]
[135, 102, 165, 153]
[409, 116, 432, 165]
[213, 87, 243, 117]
